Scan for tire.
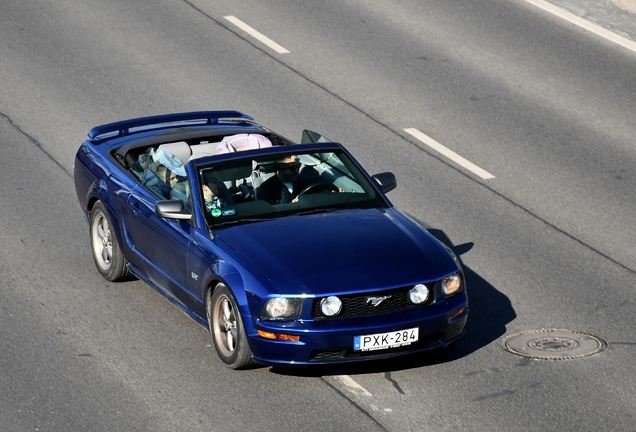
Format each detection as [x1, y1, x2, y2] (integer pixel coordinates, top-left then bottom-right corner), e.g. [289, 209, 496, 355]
[207, 283, 255, 369]
[89, 201, 131, 282]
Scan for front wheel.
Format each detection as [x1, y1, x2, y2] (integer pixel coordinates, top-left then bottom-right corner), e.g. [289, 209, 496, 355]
[89, 201, 131, 282]
[207, 284, 255, 369]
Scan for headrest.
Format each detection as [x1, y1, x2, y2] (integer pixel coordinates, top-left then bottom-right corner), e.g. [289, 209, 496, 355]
[158, 141, 192, 165]
[215, 134, 272, 154]
[189, 143, 218, 161]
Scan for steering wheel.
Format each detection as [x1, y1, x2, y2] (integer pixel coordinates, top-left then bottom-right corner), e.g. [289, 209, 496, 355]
[297, 182, 339, 196]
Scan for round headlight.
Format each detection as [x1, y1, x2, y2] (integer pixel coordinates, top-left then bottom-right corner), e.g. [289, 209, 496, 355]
[409, 284, 430, 304]
[320, 296, 342, 317]
[441, 274, 462, 296]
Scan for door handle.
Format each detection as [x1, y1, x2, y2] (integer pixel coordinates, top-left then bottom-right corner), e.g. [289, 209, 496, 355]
[129, 201, 141, 216]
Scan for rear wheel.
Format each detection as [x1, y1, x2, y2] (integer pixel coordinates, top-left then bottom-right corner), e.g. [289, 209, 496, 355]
[89, 201, 131, 282]
[207, 283, 254, 369]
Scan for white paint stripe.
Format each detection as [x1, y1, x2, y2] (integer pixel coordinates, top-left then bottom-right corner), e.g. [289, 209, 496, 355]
[404, 128, 496, 180]
[523, 0, 636, 54]
[331, 375, 373, 397]
[224, 15, 290, 54]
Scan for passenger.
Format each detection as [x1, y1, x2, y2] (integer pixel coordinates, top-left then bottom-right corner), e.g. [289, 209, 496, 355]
[152, 148, 188, 201]
[156, 165, 179, 189]
[202, 183, 227, 211]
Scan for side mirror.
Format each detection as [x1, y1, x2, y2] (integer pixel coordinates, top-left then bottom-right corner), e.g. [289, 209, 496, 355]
[301, 129, 332, 144]
[372, 172, 397, 194]
[155, 200, 192, 220]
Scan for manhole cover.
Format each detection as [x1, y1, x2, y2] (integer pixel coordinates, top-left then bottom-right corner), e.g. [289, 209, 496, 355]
[503, 329, 607, 360]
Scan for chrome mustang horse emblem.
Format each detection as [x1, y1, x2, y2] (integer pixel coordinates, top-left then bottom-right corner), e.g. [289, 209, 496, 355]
[366, 295, 392, 307]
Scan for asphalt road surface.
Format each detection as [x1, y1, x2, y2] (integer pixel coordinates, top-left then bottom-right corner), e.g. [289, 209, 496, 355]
[1, 0, 635, 431]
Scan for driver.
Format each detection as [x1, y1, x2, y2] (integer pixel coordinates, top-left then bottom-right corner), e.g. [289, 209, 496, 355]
[256, 155, 310, 204]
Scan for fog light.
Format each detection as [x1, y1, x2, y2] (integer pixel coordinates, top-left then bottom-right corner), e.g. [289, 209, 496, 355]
[409, 284, 430, 304]
[320, 296, 342, 317]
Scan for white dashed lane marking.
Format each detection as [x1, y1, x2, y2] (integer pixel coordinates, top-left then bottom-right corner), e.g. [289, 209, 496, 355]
[404, 128, 496, 180]
[523, 0, 636, 54]
[331, 375, 373, 397]
[224, 16, 290, 54]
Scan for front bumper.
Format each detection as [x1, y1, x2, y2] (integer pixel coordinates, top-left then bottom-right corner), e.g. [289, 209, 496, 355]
[246, 293, 468, 366]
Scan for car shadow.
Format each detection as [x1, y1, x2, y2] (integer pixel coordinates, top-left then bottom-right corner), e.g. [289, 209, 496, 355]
[269, 228, 516, 377]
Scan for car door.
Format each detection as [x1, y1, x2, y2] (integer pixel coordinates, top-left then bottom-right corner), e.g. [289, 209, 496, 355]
[124, 184, 193, 305]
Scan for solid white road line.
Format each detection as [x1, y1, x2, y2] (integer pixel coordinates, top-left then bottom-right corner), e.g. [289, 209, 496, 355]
[523, 0, 636, 54]
[404, 128, 496, 180]
[224, 15, 290, 54]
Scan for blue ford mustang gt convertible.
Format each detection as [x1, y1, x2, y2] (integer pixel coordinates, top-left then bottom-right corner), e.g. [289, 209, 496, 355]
[74, 111, 468, 369]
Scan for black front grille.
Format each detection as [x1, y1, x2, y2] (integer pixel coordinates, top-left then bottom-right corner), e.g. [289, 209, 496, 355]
[312, 284, 436, 320]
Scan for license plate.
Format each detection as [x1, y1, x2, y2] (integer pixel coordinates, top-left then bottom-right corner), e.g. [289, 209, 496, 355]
[353, 327, 419, 352]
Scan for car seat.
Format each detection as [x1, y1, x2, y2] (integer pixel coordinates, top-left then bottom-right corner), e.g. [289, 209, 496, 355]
[215, 134, 272, 154]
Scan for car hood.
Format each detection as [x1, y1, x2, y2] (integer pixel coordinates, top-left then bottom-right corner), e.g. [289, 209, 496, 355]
[216, 208, 458, 295]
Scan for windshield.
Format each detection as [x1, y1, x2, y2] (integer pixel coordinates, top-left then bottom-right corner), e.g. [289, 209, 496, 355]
[197, 148, 388, 228]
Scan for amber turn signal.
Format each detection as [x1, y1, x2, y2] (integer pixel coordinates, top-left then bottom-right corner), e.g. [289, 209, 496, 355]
[450, 307, 466, 321]
[258, 330, 300, 341]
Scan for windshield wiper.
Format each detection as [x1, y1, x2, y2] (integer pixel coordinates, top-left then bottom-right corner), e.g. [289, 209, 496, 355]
[295, 208, 339, 216]
[210, 217, 270, 228]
